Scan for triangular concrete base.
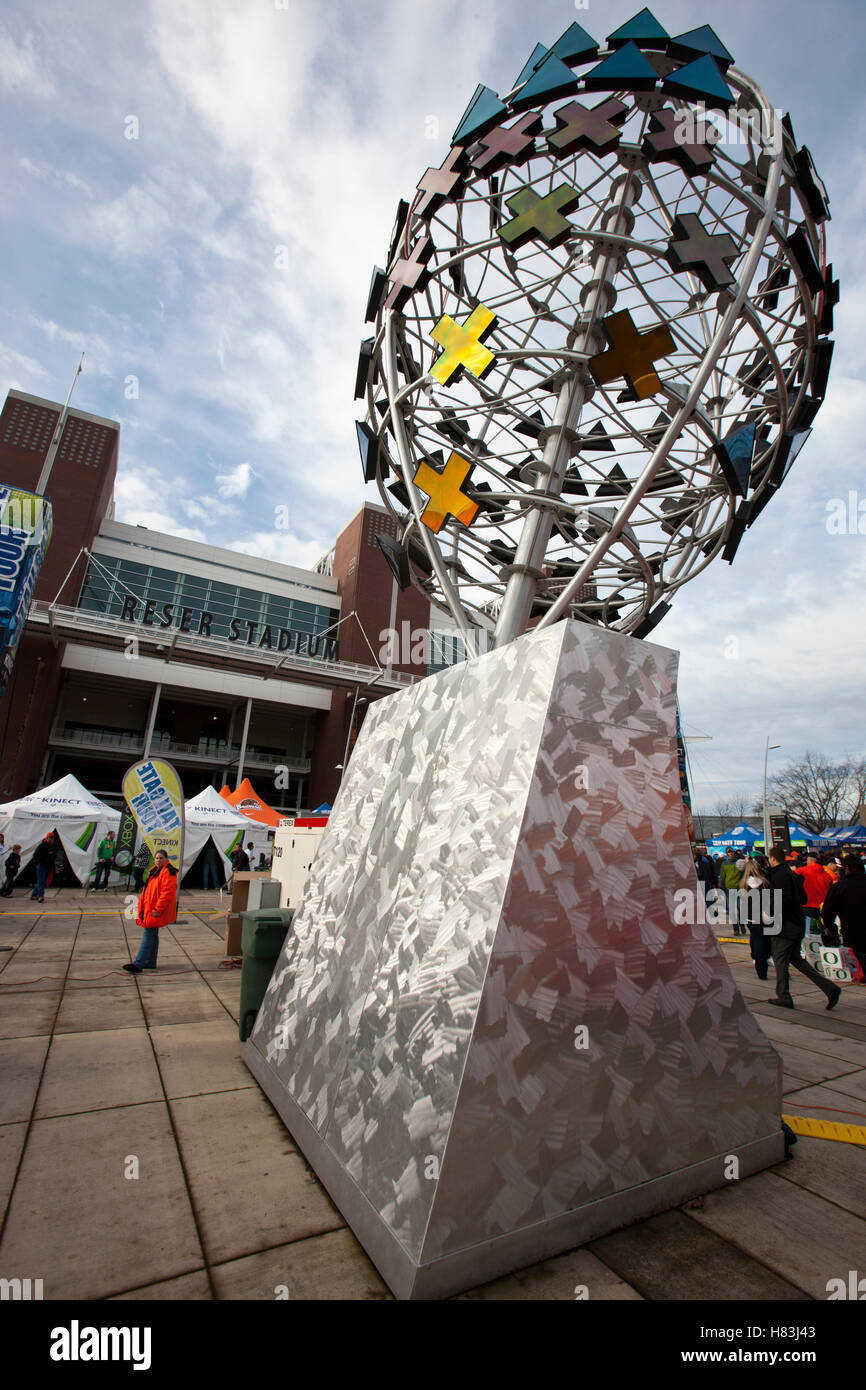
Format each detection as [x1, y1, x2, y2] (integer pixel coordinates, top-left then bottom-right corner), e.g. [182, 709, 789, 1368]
[245, 621, 783, 1298]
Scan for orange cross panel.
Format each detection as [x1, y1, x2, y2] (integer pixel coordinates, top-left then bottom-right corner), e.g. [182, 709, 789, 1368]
[590, 310, 675, 400]
[430, 306, 497, 386]
[413, 452, 479, 534]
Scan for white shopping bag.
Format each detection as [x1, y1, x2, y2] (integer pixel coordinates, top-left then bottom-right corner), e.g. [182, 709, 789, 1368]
[801, 940, 854, 984]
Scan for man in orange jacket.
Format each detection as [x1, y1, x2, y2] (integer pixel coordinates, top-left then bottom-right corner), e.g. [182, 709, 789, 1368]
[794, 853, 834, 939]
[122, 849, 178, 974]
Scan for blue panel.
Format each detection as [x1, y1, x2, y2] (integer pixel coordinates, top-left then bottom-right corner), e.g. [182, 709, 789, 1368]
[607, 7, 669, 49]
[509, 52, 580, 112]
[663, 54, 734, 111]
[452, 85, 508, 146]
[715, 424, 754, 497]
[512, 43, 548, 90]
[582, 41, 658, 92]
[356, 420, 380, 483]
[549, 21, 599, 67]
[667, 25, 734, 71]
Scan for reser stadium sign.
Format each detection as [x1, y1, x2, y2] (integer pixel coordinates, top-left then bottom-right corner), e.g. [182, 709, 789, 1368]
[118, 595, 338, 660]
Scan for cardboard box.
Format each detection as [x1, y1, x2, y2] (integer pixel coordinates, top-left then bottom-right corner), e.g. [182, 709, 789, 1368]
[224, 872, 272, 955]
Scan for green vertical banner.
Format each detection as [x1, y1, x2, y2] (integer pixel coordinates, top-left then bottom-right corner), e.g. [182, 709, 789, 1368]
[113, 801, 138, 872]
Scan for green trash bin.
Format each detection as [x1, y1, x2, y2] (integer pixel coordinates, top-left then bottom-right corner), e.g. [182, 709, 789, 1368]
[239, 908, 294, 1042]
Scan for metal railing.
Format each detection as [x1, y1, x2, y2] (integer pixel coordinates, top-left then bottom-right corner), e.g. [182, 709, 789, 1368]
[48, 725, 311, 772]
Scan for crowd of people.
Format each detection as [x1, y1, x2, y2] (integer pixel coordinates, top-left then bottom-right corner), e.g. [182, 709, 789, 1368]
[693, 843, 866, 1010]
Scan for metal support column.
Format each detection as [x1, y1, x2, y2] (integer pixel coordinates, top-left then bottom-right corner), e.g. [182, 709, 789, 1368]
[142, 684, 162, 759]
[235, 698, 253, 789]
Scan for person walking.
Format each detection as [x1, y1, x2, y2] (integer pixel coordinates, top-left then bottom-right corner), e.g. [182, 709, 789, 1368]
[30, 834, 54, 903]
[794, 853, 835, 940]
[132, 842, 151, 893]
[765, 847, 841, 1011]
[230, 843, 250, 875]
[1, 844, 21, 896]
[719, 848, 744, 934]
[122, 850, 178, 974]
[737, 856, 774, 980]
[820, 855, 866, 981]
[92, 830, 116, 891]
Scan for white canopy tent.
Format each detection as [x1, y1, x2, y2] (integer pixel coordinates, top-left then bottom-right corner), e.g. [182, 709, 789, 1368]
[182, 786, 272, 880]
[0, 773, 121, 886]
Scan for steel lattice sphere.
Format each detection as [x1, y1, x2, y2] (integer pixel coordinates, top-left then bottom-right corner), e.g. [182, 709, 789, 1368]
[356, 12, 836, 649]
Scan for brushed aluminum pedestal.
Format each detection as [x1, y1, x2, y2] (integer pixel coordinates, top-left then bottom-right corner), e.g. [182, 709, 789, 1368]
[244, 620, 783, 1298]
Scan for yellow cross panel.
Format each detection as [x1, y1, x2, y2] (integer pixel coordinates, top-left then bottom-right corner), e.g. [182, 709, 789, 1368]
[430, 305, 497, 386]
[413, 452, 479, 534]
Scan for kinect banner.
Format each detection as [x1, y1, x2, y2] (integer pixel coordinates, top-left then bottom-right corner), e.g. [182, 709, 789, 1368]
[0, 486, 53, 693]
[122, 759, 185, 872]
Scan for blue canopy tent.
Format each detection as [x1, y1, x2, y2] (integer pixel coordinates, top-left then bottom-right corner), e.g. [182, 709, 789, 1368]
[830, 825, 866, 844]
[706, 823, 762, 851]
[754, 822, 821, 849]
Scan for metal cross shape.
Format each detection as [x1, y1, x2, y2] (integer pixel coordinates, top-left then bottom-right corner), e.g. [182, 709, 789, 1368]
[665, 213, 738, 292]
[430, 305, 498, 386]
[499, 183, 581, 250]
[547, 98, 628, 157]
[642, 109, 717, 177]
[472, 112, 543, 176]
[415, 147, 470, 221]
[413, 451, 479, 533]
[590, 310, 676, 399]
[384, 234, 435, 312]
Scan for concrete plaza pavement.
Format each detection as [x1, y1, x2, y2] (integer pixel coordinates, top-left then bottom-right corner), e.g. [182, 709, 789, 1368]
[1, 886, 864, 1301]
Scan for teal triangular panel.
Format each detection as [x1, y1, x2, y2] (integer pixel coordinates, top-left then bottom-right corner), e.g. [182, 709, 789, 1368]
[453, 85, 508, 145]
[607, 7, 669, 49]
[663, 54, 734, 110]
[510, 52, 580, 111]
[549, 21, 599, 67]
[512, 43, 548, 89]
[583, 41, 658, 91]
[667, 24, 734, 70]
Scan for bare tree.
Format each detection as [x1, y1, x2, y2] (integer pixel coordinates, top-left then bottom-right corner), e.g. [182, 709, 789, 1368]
[767, 752, 861, 832]
[713, 796, 758, 822]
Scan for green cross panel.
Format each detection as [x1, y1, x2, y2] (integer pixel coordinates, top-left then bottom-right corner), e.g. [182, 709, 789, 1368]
[499, 184, 581, 250]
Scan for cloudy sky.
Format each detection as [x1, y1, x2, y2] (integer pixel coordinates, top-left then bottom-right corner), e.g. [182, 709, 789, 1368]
[0, 0, 863, 813]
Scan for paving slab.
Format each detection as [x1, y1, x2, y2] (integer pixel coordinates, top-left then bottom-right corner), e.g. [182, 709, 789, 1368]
[772, 1042, 863, 1086]
[0, 1120, 28, 1215]
[781, 1074, 866, 1109]
[0, 1102, 203, 1299]
[688, 1169, 866, 1300]
[149, 1021, 256, 1099]
[55, 984, 146, 1034]
[772, 1133, 866, 1218]
[0, 990, 59, 1040]
[0, 1034, 50, 1123]
[212, 1229, 390, 1300]
[754, 1014, 866, 1067]
[0, 957, 71, 990]
[136, 979, 229, 1027]
[170, 1089, 343, 1265]
[110, 1269, 213, 1300]
[35, 1027, 162, 1118]
[586, 1207, 808, 1301]
[459, 1243, 645, 1301]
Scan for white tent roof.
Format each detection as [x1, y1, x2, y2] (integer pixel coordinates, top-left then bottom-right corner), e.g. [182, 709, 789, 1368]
[0, 772, 121, 823]
[184, 785, 253, 828]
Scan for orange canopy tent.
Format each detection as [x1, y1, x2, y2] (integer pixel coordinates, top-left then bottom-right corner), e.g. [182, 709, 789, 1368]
[220, 778, 282, 827]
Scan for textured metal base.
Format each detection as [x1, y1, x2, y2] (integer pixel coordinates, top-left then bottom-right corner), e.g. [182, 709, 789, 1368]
[244, 620, 783, 1299]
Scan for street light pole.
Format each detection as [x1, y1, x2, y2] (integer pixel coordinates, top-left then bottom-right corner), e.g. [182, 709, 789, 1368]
[763, 739, 781, 851]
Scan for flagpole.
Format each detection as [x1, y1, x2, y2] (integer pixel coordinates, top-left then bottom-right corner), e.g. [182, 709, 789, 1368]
[35, 352, 85, 496]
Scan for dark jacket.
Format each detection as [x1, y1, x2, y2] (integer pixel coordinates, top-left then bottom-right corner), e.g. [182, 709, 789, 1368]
[767, 861, 806, 938]
[820, 876, 866, 952]
[695, 854, 716, 888]
[230, 848, 250, 873]
[33, 839, 54, 870]
[4, 851, 20, 880]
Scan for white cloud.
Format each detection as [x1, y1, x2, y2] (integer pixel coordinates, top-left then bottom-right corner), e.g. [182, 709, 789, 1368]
[227, 530, 326, 571]
[215, 462, 254, 499]
[0, 22, 52, 97]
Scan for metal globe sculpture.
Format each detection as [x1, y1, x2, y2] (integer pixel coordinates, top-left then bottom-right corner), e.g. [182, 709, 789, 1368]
[356, 10, 836, 649]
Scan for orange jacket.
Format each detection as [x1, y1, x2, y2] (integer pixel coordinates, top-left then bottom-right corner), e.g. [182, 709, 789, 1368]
[794, 862, 834, 910]
[136, 863, 178, 929]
